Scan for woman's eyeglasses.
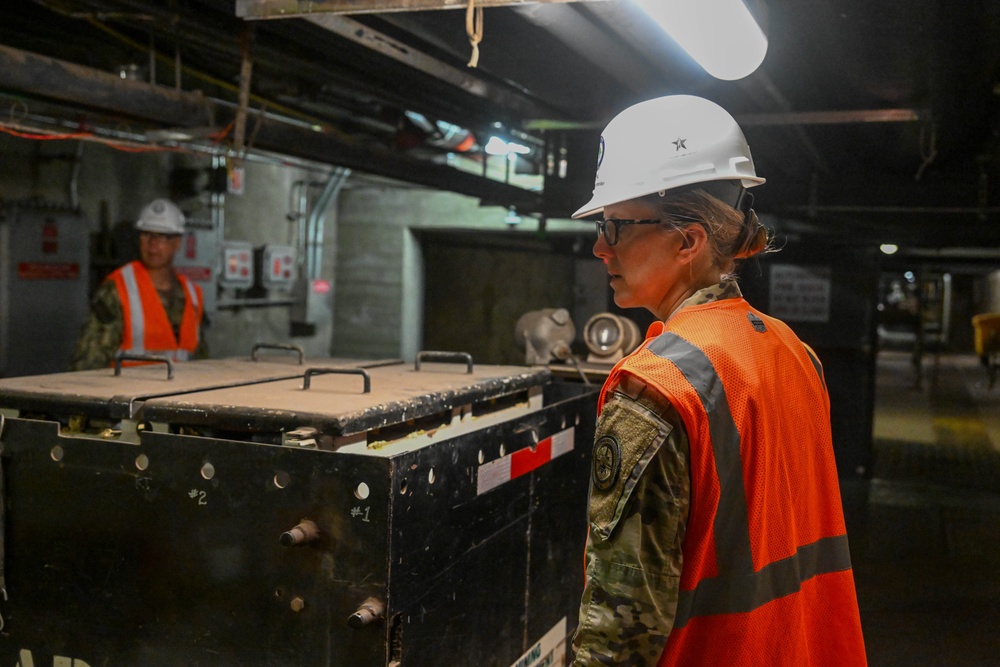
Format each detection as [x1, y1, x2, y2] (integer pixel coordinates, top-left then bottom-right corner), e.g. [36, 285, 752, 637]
[595, 219, 663, 246]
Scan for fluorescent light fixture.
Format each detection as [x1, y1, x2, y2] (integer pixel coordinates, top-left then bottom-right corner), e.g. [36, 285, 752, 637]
[880, 243, 899, 255]
[484, 135, 531, 156]
[504, 206, 522, 226]
[634, 0, 768, 80]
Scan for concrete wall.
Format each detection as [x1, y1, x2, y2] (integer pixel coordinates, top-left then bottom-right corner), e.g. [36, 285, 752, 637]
[205, 159, 335, 360]
[333, 182, 589, 363]
[2, 133, 590, 371]
[0, 134, 339, 370]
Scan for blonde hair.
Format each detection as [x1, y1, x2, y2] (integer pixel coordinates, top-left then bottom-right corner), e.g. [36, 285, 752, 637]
[640, 183, 773, 274]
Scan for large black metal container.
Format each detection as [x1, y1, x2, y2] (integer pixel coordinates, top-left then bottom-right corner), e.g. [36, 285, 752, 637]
[0, 352, 597, 667]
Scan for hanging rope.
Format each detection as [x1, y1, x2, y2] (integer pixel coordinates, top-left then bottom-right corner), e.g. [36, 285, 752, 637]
[466, 0, 484, 68]
[914, 118, 937, 182]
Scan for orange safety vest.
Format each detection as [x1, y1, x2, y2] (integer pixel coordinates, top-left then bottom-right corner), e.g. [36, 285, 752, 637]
[109, 260, 203, 363]
[598, 298, 867, 667]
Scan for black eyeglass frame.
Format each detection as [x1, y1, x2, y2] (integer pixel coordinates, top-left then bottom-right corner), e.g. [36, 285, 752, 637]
[595, 219, 664, 246]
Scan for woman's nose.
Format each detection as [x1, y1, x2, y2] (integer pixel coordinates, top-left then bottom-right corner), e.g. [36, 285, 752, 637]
[593, 234, 611, 261]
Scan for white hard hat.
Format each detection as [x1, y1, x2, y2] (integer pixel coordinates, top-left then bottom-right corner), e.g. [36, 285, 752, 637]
[135, 198, 185, 235]
[572, 95, 765, 219]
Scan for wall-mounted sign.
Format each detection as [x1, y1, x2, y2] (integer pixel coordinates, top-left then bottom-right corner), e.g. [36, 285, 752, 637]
[769, 264, 831, 323]
[17, 262, 80, 280]
[228, 165, 245, 195]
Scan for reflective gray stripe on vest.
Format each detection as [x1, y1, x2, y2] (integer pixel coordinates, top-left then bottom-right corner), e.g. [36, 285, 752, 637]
[180, 276, 199, 347]
[182, 276, 199, 311]
[120, 263, 146, 354]
[803, 345, 824, 384]
[645, 332, 852, 628]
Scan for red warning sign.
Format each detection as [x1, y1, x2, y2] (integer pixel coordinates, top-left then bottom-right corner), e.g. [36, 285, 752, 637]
[17, 262, 80, 280]
[176, 266, 213, 281]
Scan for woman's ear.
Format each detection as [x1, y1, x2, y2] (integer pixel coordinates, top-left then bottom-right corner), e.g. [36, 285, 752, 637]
[676, 224, 709, 263]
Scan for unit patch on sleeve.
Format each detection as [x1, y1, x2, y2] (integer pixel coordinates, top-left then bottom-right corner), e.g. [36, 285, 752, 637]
[588, 396, 673, 540]
[592, 434, 622, 491]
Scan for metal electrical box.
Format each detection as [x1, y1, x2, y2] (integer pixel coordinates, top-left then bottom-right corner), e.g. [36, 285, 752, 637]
[0, 350, 597, 667]
[0, 205, 90, 377]
[257, 243, 297, 290]
[220, 240, 254, 289]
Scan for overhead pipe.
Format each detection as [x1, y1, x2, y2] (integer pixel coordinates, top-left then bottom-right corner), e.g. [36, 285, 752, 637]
[299, 13, 561, 122]
[237, 0, 618, 16]
[0, 44, 213, 128]
[306, 167, 351, 281]
[0, 44, 541, 211]
[288, 180, 318, 248]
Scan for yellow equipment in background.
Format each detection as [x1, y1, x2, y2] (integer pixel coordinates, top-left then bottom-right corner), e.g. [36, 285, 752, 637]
[972, 312, 1000, 389]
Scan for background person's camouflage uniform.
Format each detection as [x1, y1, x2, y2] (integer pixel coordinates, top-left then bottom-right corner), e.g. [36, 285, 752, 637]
[70, 278, 208, 371]
[571, 281, 740, 666]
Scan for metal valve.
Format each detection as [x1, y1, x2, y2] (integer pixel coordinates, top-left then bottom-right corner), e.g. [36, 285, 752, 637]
[348, 597, 385, 628]
[279, 519, 319, 547]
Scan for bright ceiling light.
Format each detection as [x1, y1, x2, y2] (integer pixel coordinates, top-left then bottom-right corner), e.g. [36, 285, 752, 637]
[634, 0, 768, 80]
[880, 244, 899, 255]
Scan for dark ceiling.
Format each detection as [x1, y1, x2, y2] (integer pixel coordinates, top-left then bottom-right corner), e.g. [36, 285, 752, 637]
[2, 0, 1000, 250]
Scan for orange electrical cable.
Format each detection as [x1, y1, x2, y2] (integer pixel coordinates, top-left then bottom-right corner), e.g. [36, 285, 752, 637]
[0, 126, 92, 141]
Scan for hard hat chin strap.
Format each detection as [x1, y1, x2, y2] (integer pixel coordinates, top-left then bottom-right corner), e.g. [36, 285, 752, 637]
[735, 188, 755, 226]
[655, 180, 756, 225]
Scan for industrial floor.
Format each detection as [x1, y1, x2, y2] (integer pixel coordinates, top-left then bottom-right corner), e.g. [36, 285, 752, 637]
[851, 351, 1000, 666]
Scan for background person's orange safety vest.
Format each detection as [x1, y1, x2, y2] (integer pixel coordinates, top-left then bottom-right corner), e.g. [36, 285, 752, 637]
[110, 260, 203, 363]
[599, 298, 867, 666]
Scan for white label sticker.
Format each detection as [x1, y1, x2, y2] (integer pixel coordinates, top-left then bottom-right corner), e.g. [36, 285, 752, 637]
[476, 454, 512, 496]
[551, 428, 574, 458]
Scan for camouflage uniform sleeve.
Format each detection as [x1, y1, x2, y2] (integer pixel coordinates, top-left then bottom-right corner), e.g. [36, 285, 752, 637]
[571, 375, 690, 666]
[70, 280, 124, 371]
[194, 311, 210, 360]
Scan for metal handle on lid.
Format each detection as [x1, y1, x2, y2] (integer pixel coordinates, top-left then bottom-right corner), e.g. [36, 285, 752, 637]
[414, 351, 474, 374]
[114, 353, 174, 380]
[251, 343, 305, 365]
[302, 367, 371, 393]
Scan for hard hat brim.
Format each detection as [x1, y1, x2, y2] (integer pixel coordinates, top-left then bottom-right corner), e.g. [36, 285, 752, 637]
[135, 221, 184, 235]
[571, 174, 766, 219]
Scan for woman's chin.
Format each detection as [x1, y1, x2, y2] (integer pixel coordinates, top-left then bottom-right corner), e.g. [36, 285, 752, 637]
[611, 291, 635, 310]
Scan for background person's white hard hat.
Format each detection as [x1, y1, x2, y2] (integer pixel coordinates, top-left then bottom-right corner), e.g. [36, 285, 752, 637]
[135, 198, 186, 235]
[573, 95, 765, 219]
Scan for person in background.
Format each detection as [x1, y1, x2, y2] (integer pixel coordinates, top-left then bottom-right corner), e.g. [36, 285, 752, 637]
[569, 95, 867, 666]
[71, 198, 207, 370]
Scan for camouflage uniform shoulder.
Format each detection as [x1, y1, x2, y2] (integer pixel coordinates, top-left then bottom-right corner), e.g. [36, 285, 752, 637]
[70, 278, 124, 370]
[572, 376, 691, 666]
[89, 278, 124, 324]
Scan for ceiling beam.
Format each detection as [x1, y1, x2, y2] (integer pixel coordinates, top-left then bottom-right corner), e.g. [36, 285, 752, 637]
[0, 44, 541, 211]
[236, 0, 615, 19]
[511, 4, 660, 94]
[525, 108, 927, 130]
[297, 14, 564, 121]
[241, 114, 543, 210]
[769, 211, 1000, 249]
[0, 44, 213, 128]
[738, 109, 925, 126]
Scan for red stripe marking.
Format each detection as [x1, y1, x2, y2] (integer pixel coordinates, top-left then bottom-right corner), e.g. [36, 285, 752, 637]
[510, 437, 552, 479]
